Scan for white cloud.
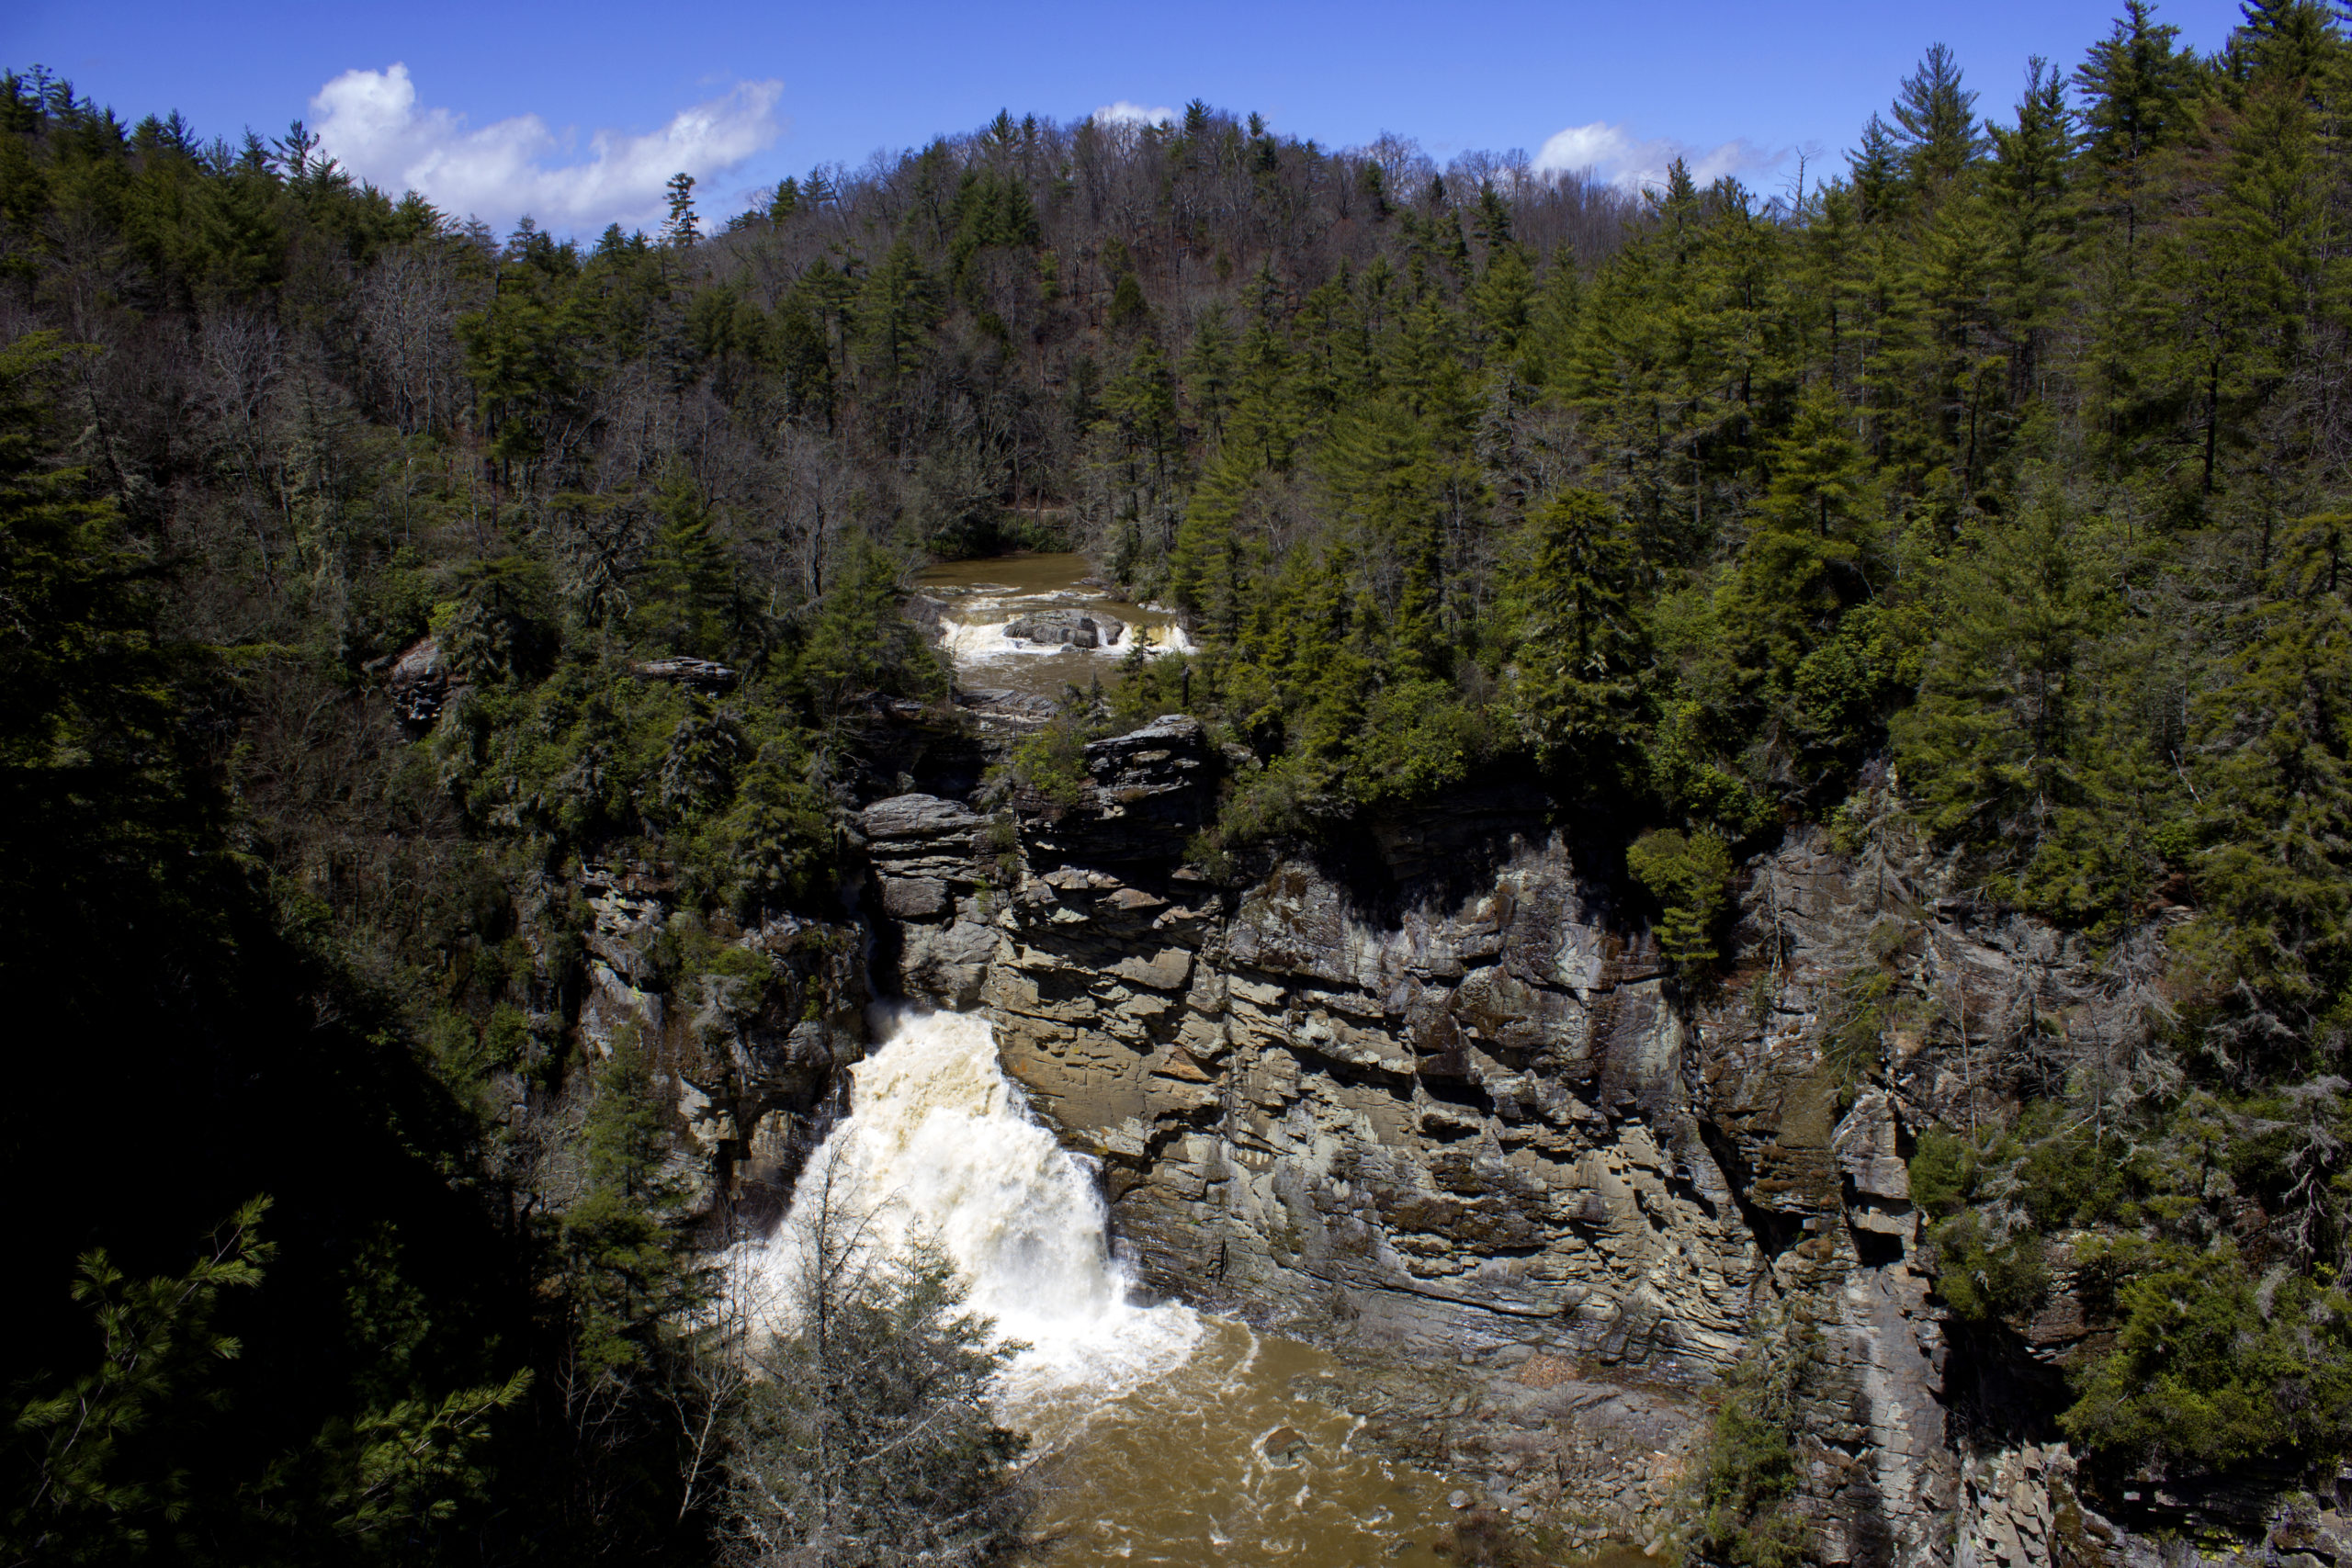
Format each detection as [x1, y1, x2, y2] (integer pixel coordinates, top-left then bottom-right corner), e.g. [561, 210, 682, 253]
[311, 63, 784, 235]
[1091, 100, 1175, 128]
[1533, 119, 1781, 196]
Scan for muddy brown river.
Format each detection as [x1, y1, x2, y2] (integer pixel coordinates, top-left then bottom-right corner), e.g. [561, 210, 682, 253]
[1016, 1317, 1457, 1566]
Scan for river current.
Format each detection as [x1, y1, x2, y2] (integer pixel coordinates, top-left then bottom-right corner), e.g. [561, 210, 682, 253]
[915, 552, 1195, 703]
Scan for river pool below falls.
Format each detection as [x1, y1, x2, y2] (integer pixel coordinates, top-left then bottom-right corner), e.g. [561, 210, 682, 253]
[1022, 1315, 1455, 1565]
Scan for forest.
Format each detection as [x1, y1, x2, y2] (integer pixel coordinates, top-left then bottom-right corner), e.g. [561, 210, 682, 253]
[8, 0, 2352, 1561]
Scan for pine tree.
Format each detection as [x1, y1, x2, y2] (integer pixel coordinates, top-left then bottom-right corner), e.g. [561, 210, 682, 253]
[2075, 0, 2198, 264]
[1764, 385, 1869, 539]
[662, 171, 698, 248]
[1892, 43, 1986, 187]
[1849, 113, 1906, 224]
[855, 240, 940, 395]
[1503, 489, 1645, 773]
[1224, 285, 1299, 474]
[1985, 58, 2077, 402]
[634, 470, 737, 657]
[1182, 308, 1237, 441]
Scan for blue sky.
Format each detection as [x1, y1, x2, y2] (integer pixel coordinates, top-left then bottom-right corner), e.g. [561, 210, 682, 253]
[4, 0, 2243, 235]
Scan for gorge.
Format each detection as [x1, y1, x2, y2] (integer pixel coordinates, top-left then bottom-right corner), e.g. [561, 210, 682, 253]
[576, 556, 2183, 1567]
[18, 19, 2352, 1562]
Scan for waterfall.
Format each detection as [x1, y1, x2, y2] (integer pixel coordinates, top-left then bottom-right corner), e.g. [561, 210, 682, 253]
[935, 611, 1194, 666]
[747, 1008, 1201, 1415]
[1151, 621, 1199, 655]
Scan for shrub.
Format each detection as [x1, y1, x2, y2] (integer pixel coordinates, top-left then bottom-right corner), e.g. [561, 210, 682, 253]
[1626, 828, 1736, 976]
[1695, 1312, 1820, 1568]
[1005, 719, 1094, 809]
[1347, 680, 1493, 807]
[2062, 1240, 2352, 1475]
[1927, 1213, 2050, 1323]
[1907, 1126, 1979, 1218]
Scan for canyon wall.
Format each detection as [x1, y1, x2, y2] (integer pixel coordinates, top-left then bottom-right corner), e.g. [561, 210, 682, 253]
[849, 713, 2191, 1567]
[565, 706, 2335, 1567]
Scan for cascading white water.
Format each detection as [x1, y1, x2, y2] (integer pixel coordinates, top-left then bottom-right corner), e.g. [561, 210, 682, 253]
[936, 607, 1196, 666]
[746, 1007, 1201, 1415]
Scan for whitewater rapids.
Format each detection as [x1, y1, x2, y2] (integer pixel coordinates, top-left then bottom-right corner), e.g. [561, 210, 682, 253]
[740, 1008, 1202, 1415]
[936, 604, 1199, 665]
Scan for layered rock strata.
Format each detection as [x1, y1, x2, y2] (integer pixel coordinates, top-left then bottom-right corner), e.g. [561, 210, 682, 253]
[525, 702, 2243, 1567]
[853, 713, 2191, 1567]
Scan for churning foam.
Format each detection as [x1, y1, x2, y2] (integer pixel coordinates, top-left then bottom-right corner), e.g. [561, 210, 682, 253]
[933, 594, 1195, 667]
[746, 1008, 1201, 1416]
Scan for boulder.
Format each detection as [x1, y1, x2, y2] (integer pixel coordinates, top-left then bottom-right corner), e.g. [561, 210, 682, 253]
[903, 593, 950, 633]
[633, 656, 738, 690]
[387, 636, 450, 728]
[1001, 608, 1125, 649]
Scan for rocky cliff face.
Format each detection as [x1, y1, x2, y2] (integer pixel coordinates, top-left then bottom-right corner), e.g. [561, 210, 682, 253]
[525, 705, 2265, 1567]
[560, 859, 870, 1221]
[846, 713, 2211, 1568]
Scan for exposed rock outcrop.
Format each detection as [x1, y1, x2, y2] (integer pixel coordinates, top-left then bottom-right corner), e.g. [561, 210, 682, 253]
[563, 859, 868, 1218]
[386, 636, 451, 728]
[633, 656, 739, 691]
[1001, 607, 1125, 648]
[526, 704, 2259, 1568]
[846, 714, 2209, 1567]
[954, 686, 1056, 731]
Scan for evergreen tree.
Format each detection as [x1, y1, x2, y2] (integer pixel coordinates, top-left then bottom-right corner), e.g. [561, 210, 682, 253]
[1892, 43, 1986, 186]
[1182, 308, 1237, 441]
[2075, 0, 2199, 262]
[1503, 489, 1645, 774]
[662, 170, 699, 248]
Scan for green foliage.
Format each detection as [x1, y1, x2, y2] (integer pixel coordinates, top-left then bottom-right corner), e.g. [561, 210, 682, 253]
[6, 1201, 273, 1562]
[1822, 964, 1897, 1083]
[4, 1201, 530, 1563]
[2063, 1239, 2352, 1474]
[1003, 716, 1096, 808]
[443, 554, 556, 685]
[0, 333, 231, 971]
[564, 1029, 701, 1378]
[700, 737, 832, 916]
[2187, 513, 2352, 1063]
[631, 471, 738, 657]
[1908, 1126, 1979, 1218]
[1502, 489, 1645, 779]
[1626, 828, 1735, 976]
[723, 1194, 1031, 1564]
[1928, 1213, 2052, 1323]
[1695, 1313, 1820, 1568]
[1347, 679, 1493, 806]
